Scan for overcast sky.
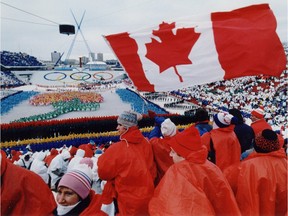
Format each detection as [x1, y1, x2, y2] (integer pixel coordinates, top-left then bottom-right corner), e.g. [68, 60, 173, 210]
[1, 0, 287, 61]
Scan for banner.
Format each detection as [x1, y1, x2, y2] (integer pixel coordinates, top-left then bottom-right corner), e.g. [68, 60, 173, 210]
[104, 4, 286, 92]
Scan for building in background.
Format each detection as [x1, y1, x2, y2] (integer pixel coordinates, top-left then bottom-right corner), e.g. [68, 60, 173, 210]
[51, 51, 61, 64]
[97, 53, 103, 61]
[90, 52, 95, 61]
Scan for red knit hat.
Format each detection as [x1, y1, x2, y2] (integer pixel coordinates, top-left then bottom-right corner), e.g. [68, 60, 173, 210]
[167, 126, 202, 159]
[251, 108, 265, 119]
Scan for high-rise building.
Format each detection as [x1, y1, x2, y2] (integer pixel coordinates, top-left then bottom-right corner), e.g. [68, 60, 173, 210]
[51, 51, 61, 63]
[90, 52, 95, 61]
[97, 53, 103, 61]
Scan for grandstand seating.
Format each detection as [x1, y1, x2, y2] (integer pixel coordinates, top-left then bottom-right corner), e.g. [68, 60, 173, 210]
[0, 70, 25, 88]
[1, 50, 44, 67]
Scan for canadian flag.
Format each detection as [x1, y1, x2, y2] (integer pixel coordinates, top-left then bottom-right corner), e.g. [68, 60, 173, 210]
[104, 4, 286, 92]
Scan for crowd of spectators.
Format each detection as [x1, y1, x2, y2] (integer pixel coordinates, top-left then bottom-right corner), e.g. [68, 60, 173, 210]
[1, 50, 44, 67]
[116, 88, 168, 115]
[0, 70, 25, 88]
[170, 72, 287, 129]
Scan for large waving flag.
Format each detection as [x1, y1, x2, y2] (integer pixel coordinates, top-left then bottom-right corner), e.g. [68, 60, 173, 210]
[104, 4, 286, 92]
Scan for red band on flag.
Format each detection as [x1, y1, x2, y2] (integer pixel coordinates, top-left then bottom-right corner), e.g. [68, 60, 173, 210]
[212, 4, 286, 79]
[105, 33, 155, 91]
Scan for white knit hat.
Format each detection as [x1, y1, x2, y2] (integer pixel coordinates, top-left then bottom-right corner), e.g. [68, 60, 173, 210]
[75, 149, 85, 158]
[161, 118, 177, 137]
[61, 150, 71, 160]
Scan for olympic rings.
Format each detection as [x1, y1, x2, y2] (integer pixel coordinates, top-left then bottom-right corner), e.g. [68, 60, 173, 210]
[70, 72, 91, 81]
[44, 72, 67, 81]
[93, 72, 113, 80]
[43, 71, 115, 83]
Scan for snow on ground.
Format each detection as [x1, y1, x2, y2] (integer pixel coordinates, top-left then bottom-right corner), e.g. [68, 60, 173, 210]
[1, 70, 163, 123]
[1, 88, 132, 123]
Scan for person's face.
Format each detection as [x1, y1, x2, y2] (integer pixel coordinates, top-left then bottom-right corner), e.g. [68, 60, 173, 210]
[116, 123, 127, 135]
[56, 186, 80, 206]
[169, 148, 185, 163]
[250, 115, 258, 122]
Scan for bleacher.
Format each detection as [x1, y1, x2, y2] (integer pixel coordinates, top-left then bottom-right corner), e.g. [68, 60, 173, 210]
[0, 70, 25, 88]
[0, 50, 45, 88]
[1, 50, 44, 67]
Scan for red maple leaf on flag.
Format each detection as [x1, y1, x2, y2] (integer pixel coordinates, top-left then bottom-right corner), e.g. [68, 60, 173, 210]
[145, 22, 201, 82]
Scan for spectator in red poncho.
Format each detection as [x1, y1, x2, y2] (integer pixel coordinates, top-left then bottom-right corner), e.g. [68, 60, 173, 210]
[44, 148, 59, 167]
[1, 150, 56, 216]
[250, 107, 272, 135]
[250, 107, 285, 148]
[224, 129, 287, 216]
[201, 112, 241, 172]
[149, 118, 178, 185]
[149, 126, 241, 215]
[97, 110, 156, 216]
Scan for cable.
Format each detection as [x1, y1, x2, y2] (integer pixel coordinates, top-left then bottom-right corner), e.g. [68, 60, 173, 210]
[1, 2, 59, 25]
[1, 17, 57, 26]
[85, 0, 154, 23]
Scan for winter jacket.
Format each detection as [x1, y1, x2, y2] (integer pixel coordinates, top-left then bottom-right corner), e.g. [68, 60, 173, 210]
[149, 146, 241, 215]
[53, 191, 102, 216]
[47, 152, 69, 188]
[44, 148, 58, 167]
[150, 136, 174, 185]
[201, 125, 241, 171]
[251, 119, 284, 147]
[224, 149, 287, 216]
[233, 122, 255, 153]
[30, 151, 49, 184]
[97, 126, 156, 216]
[1, 153, 56, 216]
[251, 118, 272, 135]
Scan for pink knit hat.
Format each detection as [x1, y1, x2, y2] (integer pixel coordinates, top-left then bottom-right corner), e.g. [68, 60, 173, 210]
[58, 165, 92, 199]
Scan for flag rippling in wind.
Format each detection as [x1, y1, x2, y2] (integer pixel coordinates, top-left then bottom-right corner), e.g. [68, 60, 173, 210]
[104, 4, 286, 92]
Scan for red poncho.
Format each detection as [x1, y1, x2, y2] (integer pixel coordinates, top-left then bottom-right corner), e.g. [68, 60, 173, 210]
[98, 126, 156, 216]
[1, 153, 57, 216]
[150, 136, 174, 185]
[201, 125, 241, 171]
[149, 147, 241, 215]
[224, 149, 287, 216]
